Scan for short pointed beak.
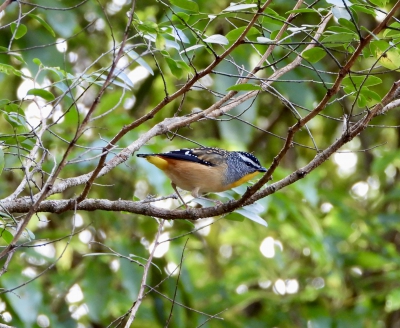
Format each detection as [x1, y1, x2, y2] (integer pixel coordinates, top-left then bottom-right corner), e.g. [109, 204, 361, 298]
[259, 167, 267, 172]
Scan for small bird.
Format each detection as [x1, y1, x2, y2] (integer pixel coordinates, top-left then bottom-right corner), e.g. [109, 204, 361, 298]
[137, 147, 267, 207]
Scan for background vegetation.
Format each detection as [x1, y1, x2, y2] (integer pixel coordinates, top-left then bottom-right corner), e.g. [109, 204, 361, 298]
[1, 0, 400, 327]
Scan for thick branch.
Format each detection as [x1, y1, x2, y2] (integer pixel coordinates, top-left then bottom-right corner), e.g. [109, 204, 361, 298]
[3, 87, 399, 219]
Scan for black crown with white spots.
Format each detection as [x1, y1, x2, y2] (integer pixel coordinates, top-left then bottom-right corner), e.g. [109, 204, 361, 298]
[225, 151, 266, 184]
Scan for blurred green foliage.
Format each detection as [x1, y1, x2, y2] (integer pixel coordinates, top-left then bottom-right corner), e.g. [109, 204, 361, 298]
[1, 0, 400, 327]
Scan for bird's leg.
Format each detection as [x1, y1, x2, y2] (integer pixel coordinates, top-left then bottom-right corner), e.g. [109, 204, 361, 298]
[191, 188, 223, 206]
[191, 187, 200, 198]
[171, 182, 188, 209]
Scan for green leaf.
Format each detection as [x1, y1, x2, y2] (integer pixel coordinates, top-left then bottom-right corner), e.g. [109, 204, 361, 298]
[344, 85, 375, 100]
[257, 37, 273, 44]
[360, 87, 381, 103]
[0, 211, 12, 218]
[126, 49, 154, 75]
[216, 191, 235, 200]
[343, 86, 355, 95]
[322, 33, 356, 47]
[9, 52, 25, 64]
[235, 207, 268, 227]
[137, 20, 159, 34]
[109, 68, 134, 88]
[226, 83, 261, 91]
[203, 34, 229, 45]
[165, 57, 189, 78]
[156, 33, 166, 50]
[182, 219, 195, 228]
[0, 147, 4, 177]
[27, 88, 55, 101]
[181, 44, 204, 54]
[370, 41, 400, 71]
[357, 94, 367, 107]
[33, 58, 42, 66]
[328, 26, 356, 34]
[177, 59, 190, 71]
[3, 103, 19, 113]
[26, 229, 35, 240]
[3, 109, 27, 128]
[0, 47, 26, 64]
[10, 23, 27, 39]
[54, 81, 71, 97]
[225, 213, 245, 222]
[171, 27, 189, 43]
[383, 22, 400, 38]
[0, 99, 10, 107]
[347, 45, 355, 53]
[342, 75, 382, 88]
[368, 0, 387, 6]
[165, 38, 179, 50]
[170, 0, 199, 12]
[22, 138, 35, 148]
[348, 7, 358, 23]
[28, 14, 55, 37]
[223, 4, 257, 11]
[338, 18, 355, 31]
[370, 40, 389, 52]
[362, 46, 371, 58]
[171, 12, 190, 23]
[191, 198, 217, 208]
[0, 63, 22, 76]
[351, 5, 376, 16]
[265, 7, 281, 17]
[225, 26, 259, 42]
[302, 47, 327, 63]
[263, 8, 286, 25]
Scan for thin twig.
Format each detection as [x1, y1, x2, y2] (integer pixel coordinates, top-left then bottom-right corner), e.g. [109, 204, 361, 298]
[124, 220, 165, 327]
[164, 239, 189, 327]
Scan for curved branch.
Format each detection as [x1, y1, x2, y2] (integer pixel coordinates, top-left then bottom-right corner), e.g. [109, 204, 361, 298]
[3, 86, 399, 220]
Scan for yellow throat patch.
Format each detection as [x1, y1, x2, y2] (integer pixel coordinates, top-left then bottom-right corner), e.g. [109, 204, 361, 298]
[227, 171, 262, 189]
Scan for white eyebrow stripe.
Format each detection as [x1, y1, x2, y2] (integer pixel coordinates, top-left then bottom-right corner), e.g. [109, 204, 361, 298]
[237, 153, 260, 167]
